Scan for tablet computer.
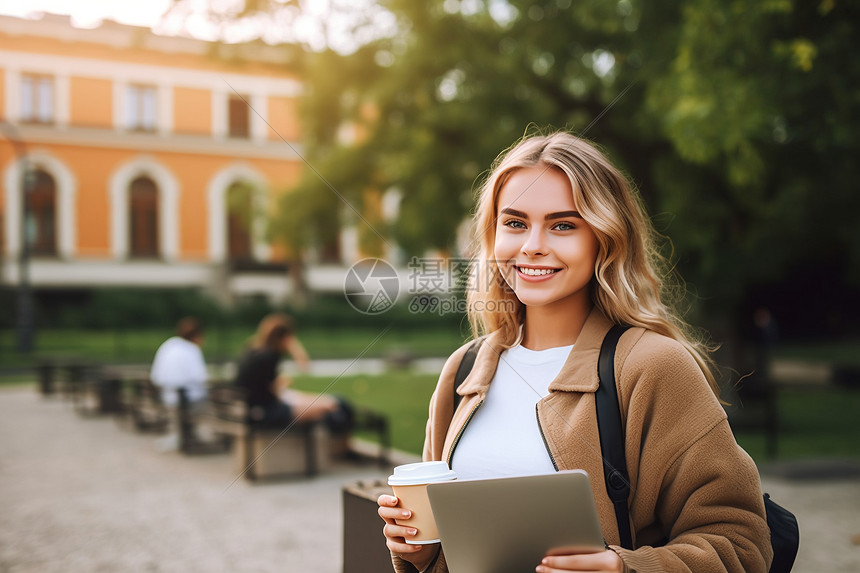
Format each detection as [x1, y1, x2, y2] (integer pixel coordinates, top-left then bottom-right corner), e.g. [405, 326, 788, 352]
[426, 470, 605, 573]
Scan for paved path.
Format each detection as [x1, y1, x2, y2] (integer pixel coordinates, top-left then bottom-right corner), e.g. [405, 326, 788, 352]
[1, 386, 858, 573]
[0, 387, 400, 573]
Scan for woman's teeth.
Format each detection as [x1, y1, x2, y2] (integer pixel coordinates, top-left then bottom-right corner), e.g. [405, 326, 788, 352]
[518, 267, 558, 276]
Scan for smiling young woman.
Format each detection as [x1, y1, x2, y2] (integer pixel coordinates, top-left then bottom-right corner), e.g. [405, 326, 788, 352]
[377, 131, 773, 573]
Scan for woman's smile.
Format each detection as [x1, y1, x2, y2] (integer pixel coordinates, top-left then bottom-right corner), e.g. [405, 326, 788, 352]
[515, 265, 562, 279]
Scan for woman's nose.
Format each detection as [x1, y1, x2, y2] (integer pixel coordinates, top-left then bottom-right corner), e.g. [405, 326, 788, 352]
[521, 228, 546, 257]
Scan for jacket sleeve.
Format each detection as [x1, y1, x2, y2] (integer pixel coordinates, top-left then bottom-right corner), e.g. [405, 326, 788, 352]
[613, 333, 773, 573]
[391, 547, 448, 573]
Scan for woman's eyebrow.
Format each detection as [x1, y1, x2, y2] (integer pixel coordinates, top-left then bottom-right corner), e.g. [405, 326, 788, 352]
[499, 207, 528, 218]
[545, 210, 582, 220]
[499, 208, 583, 220]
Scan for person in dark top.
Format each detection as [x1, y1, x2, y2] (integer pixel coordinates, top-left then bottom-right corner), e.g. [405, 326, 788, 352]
[235, 313, 344, 428]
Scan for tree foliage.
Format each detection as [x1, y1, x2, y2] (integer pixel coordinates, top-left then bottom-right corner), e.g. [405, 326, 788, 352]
[261, 0, 860, 333]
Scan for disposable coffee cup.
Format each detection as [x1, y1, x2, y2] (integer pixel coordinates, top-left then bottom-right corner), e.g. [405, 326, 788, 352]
[388, 461, 457, 544]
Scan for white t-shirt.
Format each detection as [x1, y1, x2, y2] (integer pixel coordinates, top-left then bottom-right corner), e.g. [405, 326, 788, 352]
[451, 343, 573, 481]
[149, 336, 208, 406]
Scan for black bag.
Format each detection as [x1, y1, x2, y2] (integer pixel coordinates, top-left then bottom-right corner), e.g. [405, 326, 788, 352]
[763, 493, 801, 573]
[451, 329, 800, 572]
[596, 325, 799, 572]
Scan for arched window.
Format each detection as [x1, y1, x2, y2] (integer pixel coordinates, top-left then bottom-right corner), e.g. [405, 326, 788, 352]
[226, 181, 254, 262]
[27, 169, 57, 256]
[129, 176, 159, 258]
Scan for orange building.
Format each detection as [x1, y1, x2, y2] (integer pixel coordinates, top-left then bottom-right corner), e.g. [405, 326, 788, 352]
[0, 13, 310, 304]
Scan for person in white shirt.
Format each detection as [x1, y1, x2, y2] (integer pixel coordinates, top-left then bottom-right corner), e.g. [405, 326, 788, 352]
[150, 317, 208, 451]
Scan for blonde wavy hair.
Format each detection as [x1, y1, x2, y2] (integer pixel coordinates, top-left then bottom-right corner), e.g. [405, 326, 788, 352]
[466, 131, 720, 397]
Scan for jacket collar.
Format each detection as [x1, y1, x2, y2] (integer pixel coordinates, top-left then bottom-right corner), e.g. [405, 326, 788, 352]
[456, 307, 614, 398]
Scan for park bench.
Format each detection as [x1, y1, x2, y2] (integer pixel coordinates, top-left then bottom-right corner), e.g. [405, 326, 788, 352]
[350, 407, 391, 466]
[36, 359, 57, 396]
[123, 377, 171, 433]
[34, 359, 92, 401]
[176, 386, 231, 455]
[72, 367, 124, 418]
[108, 376, 226, 453]
[35, 360, 154, 425]
[205, 383, 391, 481]
[36, 360, 125, 419]
[63, 361, 94, 401]
[205, 383, 326, 480]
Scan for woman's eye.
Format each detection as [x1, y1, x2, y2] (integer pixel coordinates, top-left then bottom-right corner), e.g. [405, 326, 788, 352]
[553, 222, 576, 231]
[504, 219, 526, 229]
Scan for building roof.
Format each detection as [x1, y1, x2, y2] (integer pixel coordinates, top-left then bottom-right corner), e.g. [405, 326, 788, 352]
[0, 12, 303, 70]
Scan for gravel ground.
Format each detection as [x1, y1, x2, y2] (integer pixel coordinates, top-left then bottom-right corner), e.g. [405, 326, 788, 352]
[1, 386, 858, 573]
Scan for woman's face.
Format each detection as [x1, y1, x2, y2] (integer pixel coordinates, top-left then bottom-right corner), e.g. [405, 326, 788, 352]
[493, 165, 599, 312]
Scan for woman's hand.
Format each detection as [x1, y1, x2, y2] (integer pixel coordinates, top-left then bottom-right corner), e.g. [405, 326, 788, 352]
[536, 548, 624, 573]
[378, 494, 439, 571]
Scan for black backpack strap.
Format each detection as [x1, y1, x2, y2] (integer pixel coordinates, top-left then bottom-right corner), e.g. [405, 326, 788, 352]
[595, 324, 633, 549]
[452, 338, 483, 411]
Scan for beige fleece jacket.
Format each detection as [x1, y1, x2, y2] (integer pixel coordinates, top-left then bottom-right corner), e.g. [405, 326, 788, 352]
[392, 309, 772, 573]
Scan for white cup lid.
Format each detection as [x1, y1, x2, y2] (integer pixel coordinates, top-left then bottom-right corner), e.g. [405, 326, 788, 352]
[388, 461, 457, 486]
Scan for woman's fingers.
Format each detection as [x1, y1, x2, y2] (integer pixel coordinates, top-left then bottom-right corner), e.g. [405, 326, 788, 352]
[382, 523, 424, 553]
[377, 493, 421, 549]
[536, 549, 623, 573]
[377, 494, 399, 508]
[377, 494, 412, 524]
[377, 493, 439, 569]
[378, 505, 412, 523]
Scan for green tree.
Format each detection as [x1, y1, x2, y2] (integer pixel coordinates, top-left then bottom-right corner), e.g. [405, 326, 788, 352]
[211, 0, 860, 336]
[644, 0, 860, 334]
[283, 0, 652, 256]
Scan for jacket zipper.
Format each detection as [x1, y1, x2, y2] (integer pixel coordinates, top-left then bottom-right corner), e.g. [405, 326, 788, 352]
[446, 399, 484, 467]
[535, 404, 559, 471]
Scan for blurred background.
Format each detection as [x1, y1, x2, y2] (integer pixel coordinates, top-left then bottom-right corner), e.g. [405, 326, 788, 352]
[1, 0, 859, 461]
[0, 3, 859, 573]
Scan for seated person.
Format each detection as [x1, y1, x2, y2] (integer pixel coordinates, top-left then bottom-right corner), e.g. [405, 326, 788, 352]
[234, 313, 352, 432]
[149, 317, 209, 451]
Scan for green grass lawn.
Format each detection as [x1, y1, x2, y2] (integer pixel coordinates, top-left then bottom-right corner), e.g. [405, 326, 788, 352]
[0, 326, 471, 369]
[292, 372, 439, 456]
[4, 326, 856, 369]
[733, 387, 860, 462]
[295, 373, 860, 463]
[773, 339, 860, 366]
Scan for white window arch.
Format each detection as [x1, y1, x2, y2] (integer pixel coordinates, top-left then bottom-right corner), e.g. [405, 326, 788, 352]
[3, 151, 77, 260]
[207, 163, 269, 263]
[109, 157, 179, 261]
